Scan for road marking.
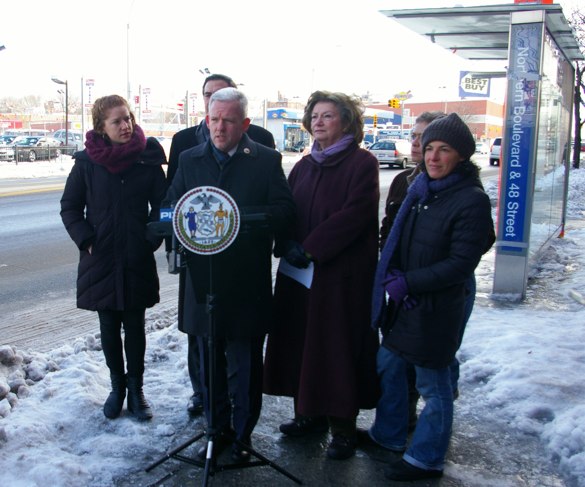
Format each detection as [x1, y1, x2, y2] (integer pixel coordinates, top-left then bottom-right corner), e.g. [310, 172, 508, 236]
[0, 184, 65, 197]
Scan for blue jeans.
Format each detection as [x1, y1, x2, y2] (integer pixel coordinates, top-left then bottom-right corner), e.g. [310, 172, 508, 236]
[370, 347, 453, 471]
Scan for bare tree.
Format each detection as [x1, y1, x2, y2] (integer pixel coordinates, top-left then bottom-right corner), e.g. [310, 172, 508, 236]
[0, 96, 41, 114]
[568, 8, 584, 169]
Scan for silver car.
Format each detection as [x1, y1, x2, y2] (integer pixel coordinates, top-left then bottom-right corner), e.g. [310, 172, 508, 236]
[369, 139, 412, 169]
[52, 130, 83, 150]
[0, 135, 16, 161]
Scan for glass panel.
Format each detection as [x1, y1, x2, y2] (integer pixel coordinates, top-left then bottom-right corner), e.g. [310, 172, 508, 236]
[528, 30, 573, 259]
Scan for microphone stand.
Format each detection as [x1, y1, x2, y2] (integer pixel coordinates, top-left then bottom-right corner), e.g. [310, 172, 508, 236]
[145, 213, 302, 486]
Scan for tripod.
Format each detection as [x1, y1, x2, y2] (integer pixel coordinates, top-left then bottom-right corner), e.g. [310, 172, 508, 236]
[146, 246, 302, 486]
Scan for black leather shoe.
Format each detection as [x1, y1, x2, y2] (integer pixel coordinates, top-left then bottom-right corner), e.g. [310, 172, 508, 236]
[326, 434, 357, 460]
[197, 430, 234, 460]
[279, 416, 328, 437]
[384, 459, 443, 481]
[231, 441, 252, 462]
[187, 393, 204, 416]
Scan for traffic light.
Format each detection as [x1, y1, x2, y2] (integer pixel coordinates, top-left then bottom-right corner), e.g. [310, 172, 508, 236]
[373, 114, 378, 127]
[388, 98, 401, 109]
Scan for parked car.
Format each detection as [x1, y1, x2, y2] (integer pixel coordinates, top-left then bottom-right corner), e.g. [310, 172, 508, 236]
[0, 135, 17, 161]
[289, 140, 307, 152]
[489, 137, 502, 166]
[369, 139, 411, 169]
[52, 130, 83, 150]
[0, 135, 17, 145]
[11, 136, 63, 162]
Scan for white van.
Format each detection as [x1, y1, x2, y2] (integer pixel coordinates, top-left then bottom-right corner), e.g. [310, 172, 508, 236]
[489, 137, 502, 166]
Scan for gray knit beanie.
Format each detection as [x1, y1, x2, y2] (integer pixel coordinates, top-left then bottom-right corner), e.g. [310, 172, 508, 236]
[421, 113, 476, 160]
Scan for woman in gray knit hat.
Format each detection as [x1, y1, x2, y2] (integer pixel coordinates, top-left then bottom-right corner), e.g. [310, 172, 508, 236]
[366, 113, 495, 481]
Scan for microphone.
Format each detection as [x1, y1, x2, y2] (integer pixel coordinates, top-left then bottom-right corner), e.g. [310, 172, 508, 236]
[147, 201, 180, 274]
[147, 200, 175, 237]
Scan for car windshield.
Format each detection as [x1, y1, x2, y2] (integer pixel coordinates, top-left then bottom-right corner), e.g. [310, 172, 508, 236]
[371, 141, 396, 150]
[13, 137, 39, 146]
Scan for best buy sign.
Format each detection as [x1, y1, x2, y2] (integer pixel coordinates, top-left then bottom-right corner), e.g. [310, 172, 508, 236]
[459, 71, 491, 98]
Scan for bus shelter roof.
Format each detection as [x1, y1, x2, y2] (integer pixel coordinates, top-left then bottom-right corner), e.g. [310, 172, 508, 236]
[379, 3, 583, 62]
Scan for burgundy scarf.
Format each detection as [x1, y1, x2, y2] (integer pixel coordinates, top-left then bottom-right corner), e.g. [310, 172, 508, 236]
[85, 125, 147, 174]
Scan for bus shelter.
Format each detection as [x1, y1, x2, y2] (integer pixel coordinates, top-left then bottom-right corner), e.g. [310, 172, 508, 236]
[380, 2, 583, 300]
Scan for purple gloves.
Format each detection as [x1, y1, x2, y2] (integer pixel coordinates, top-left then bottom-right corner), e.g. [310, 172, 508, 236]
[383, 270, 418, 309]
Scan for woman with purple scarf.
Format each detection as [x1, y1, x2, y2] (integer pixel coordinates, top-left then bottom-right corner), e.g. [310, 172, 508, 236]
[61, 95, 167, 421]
[367, 113, 494, 482]
[263, 91, 380, 460]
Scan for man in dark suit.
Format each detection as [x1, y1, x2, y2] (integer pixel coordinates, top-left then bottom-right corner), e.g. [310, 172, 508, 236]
[167, 73, 275, 183]
[166, 87, 295, 461]
[167, 74, 275, 417]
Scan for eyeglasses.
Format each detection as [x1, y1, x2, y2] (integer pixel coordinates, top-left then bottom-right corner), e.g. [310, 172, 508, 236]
[410, 132, 422, 142]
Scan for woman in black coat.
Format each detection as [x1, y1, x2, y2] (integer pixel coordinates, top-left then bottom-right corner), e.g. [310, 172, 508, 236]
[368, 114, 494, 482]
[60, 95, 167, 421]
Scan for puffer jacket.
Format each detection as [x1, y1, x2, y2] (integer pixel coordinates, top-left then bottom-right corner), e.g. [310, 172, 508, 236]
[382, 162, 494, 368]
[60, 138, 168, 311]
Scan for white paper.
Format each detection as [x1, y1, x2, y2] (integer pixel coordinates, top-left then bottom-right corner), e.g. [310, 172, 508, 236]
[277, 259, 314, 289]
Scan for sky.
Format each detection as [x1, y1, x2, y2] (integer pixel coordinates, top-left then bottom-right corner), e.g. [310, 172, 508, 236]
[0, 156, 584, 486]
[0, 0, 581, 117]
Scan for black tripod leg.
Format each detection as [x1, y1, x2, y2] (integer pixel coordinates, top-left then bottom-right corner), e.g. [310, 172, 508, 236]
[145, 431, 206, 472]
[232, 439, 303, 485]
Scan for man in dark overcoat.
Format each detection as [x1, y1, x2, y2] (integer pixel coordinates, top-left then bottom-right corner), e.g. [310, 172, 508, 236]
[165, 87, 295, 462]
[166, 73, 275, 416]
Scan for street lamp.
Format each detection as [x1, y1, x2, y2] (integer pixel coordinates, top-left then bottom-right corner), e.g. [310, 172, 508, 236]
[51, 77, 68, 150]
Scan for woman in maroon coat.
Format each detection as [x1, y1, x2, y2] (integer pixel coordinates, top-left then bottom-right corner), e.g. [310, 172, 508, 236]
[263, 91, 380, 460]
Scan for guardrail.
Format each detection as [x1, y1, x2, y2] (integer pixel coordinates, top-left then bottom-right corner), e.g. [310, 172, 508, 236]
[13, 145, 78, 164]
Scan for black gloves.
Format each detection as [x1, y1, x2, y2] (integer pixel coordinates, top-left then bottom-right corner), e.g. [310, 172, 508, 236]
[283, 241, 312, 269]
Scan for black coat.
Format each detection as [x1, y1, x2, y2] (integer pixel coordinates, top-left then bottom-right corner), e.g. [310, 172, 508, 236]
[166, 121, 275, 183]
[166, 134, 295, 338]
[382, 164, 494, 368]
[60, 138, 168, 311]
[166, 121, 276, 335]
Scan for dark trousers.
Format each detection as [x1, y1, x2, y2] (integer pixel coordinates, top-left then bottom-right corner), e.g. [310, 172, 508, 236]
[187, 334, 202, 394]
[197, 335, 265, 442]
[98, 309, 146, 377]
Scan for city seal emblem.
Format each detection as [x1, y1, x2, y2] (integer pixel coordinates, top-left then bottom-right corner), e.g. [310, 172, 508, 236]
[173, 186, 240, 255]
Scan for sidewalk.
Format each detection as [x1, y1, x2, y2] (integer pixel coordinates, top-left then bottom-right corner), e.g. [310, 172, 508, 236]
[116, 390, 566, 486]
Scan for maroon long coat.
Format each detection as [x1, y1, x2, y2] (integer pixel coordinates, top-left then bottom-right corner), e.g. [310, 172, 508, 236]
[263, 142, 381, 419]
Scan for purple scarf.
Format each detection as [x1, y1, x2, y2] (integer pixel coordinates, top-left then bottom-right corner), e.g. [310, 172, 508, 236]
[85, 125, 147, 174]
[310, 134, 355, 163]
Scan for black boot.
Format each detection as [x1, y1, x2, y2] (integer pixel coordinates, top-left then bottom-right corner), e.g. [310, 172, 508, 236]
[103, 374, 127, 419]
[126, 376, 153, 421]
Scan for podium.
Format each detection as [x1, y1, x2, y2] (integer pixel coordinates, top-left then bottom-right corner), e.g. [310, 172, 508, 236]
[146, 186, 302, 486]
